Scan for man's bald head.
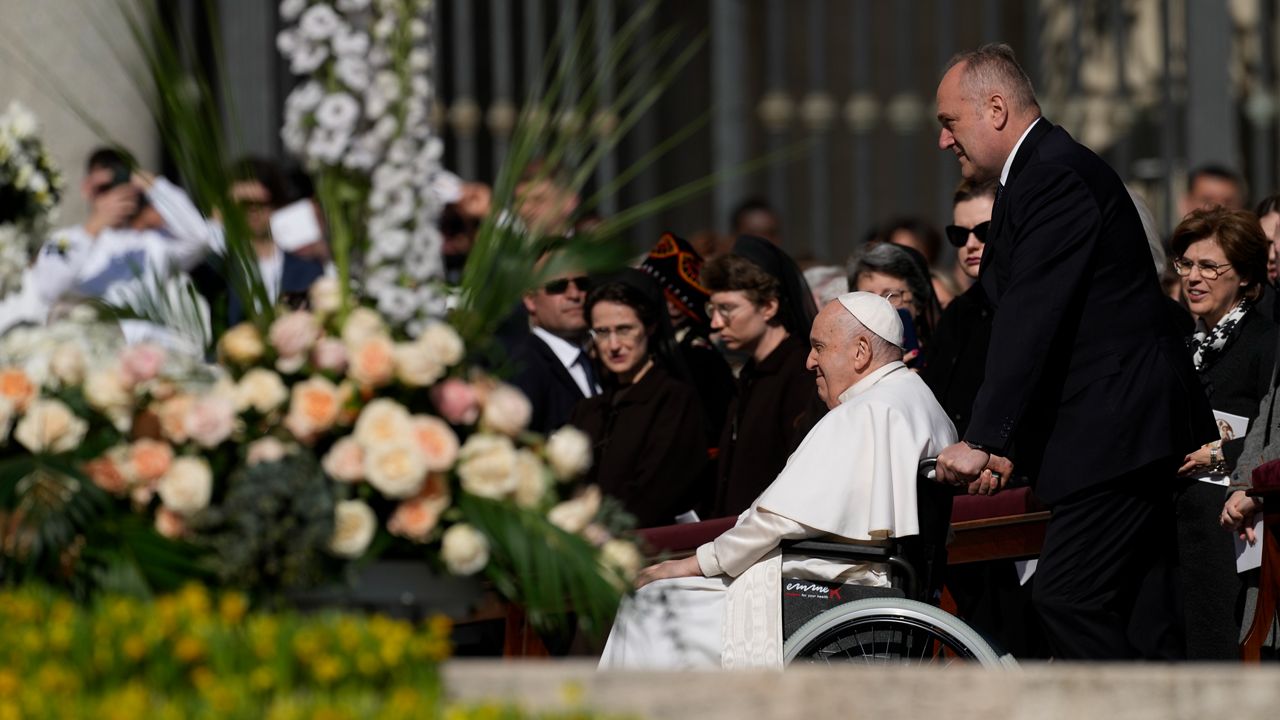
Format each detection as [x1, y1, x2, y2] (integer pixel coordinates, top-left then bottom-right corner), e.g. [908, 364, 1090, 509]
[944, 43, 1040, 117]
[806, 300, 904, 408]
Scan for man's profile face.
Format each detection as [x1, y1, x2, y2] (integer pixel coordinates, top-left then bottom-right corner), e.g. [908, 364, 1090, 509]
[805, 303, 861, 409]
[523, 268, 589, 338]
[936, 63, 999, 182]
[1185, 176, 1243, 214]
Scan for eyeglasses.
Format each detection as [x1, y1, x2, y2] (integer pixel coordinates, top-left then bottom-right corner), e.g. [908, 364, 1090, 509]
[1172, 258, 1232, 280]
[880, 289, 913, 308]
[944, 221, 990, 248]
[542, 276, 591, 295]
[589, 324, 643, 343]
[705, 301, 742, 323]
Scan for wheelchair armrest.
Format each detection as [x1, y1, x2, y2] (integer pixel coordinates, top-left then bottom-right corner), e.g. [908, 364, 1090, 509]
[780, 539, 895, 564]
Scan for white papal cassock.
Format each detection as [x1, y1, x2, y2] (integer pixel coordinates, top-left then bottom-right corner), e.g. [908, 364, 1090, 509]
[599, 360, 957, 669]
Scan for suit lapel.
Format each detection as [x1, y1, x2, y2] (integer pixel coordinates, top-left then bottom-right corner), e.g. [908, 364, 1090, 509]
[532, 334, 588, 399]
[979, 119, 1055, 289]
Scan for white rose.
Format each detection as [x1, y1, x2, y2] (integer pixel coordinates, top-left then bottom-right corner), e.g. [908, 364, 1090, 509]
[13, 398, 87, 454]
[353, 398, 413, 449]
[329, 499, 376, 558]
[479, 383, 532, 437]
[548, 486, 602, 535]
[322, 436, 365, 482]
[417, 321, 465, 366]
[512, 449, 550, 509]
[600, 539, 644, 584]
[308, 276, 342, 316]
[83, 367, 131, 416]
[393, 342, 445, 387]
[183, 395, 237, 449]
[157, 456, 213, 516]
[235, 368, 289, 415]
[364, 441, 427, 499]
[456, 433, 518, 500]
[441, 523, 490, 576]
[340, 306, 387, 347]
[48, 343, 85, 386]
[545, 427, 592, 480]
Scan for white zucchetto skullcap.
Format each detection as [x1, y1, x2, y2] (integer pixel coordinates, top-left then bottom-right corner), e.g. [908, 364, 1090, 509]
[836, 291, 904, 348]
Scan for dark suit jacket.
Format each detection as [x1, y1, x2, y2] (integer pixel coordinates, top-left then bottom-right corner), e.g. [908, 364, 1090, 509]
[921, 283, 993, 439]
[225, 252, 326, 326]
[971, 119, 1216, 504]
[569, 366, 710, 528]
[507, 331, 589, 435]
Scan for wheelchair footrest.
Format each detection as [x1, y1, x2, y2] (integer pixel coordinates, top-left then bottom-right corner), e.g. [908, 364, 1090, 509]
[782, 580, 905, 639]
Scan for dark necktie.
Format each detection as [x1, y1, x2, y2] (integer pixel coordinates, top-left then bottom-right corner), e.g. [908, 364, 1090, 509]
[575, 350, 598, 397]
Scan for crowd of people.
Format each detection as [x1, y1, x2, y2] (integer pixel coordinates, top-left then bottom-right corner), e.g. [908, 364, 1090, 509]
[8, 42, 1280, 664]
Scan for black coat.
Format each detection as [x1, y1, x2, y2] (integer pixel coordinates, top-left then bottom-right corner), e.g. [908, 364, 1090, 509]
[506, 332, 589, 435]
[972, 119, 1216, 504]
[1176, 308, 1278, 659]
[569, 366, 710, 528]
[711, 334, 825, 517]
[677, 327, 737, 443]
[921, 283, 993, 439]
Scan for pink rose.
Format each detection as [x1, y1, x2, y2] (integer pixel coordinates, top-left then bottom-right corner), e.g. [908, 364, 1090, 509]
[322, 436, 365, 482]
[247, 437, 292, 466]
[183, 395, 237, 448]
[269, 311, 322, 374]
[347, 335, 396, 389]
[411, 415, 460, 471]
[430, 379, 480, 425]
[118, 344, 166, 387]
[387, 474, 450, 543]
[155, 507, 187, 539]
[311, 337, 348, 374]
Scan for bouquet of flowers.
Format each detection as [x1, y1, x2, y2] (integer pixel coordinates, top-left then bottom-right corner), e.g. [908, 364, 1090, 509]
[0, 101, 62, 300]
[0, 297, 640, 626]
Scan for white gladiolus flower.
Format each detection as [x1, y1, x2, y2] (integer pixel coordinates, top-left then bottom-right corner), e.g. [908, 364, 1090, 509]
[299, 4, 343, 40]
[289, 81, 325, 111]
[289, 42, 330, 74]
[333, 28, 371, 57]
[280, 0, 307, 21]
[337, 0, 372, 11]
[335, 57, 371, 91]
[315, 93, 360, 130]
[307, 127, 351, 164]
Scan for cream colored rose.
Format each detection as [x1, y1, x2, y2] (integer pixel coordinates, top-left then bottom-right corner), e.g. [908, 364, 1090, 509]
[269, 310, 321, 373]
[479, 383, 532, 437]
[182, 395, 237, 449]
[545, 426, 592, 480]
[417, 321, 465, 367]
[309, 276, 342, 316]
[410, 415, 459, 471]
[219, 322, 266, 365]
[328, 499, 376, 558]
[322, 436, 365, 482]
[441, 523, 490, 576]
[154, 508, 187, 540]
[456, 433, 518, 500]
[14, 398, 88, 454]
[600, 539, 644, 584]
[157, 456, 213, 515]
[393, 342, 446, 387]
[353, 398, 413, 449]
[235, 368, 289, 415]
[387, 475, 450, 543]
[364, 441, 428, 498]
[246, 437, 292, 466]
[157, 394, 195, 444]
[84, 367, 132, 419]
[48, 343, 86, 386]
[340, 306, 386, 347]
[512, 449, 550, 509]
[548, 485, 602, 535]
[311, 337, 348, 373]
[283, 376, 342, 442]
[348, 334, 396, 388]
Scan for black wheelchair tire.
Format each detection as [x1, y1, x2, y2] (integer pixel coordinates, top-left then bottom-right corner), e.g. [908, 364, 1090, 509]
[783, 597, 1012, 668]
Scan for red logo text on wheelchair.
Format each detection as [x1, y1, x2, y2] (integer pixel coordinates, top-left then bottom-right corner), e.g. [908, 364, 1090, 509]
[784, 581, 842, 601]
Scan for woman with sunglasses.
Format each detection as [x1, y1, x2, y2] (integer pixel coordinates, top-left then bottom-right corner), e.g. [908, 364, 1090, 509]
[1165, 207, 1276, 659]
[569, 270, 711, 528]
[701, 235, 824, 517]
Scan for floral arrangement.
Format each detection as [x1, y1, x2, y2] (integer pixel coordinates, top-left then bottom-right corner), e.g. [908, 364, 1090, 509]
[278, 0, 448, 337]
[0, 287, 639, 627]
[0, 101, 62, 301]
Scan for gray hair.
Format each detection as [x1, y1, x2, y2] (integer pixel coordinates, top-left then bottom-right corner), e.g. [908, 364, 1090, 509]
[848, 317, 904, 365]
[846, 242, 930, 321]
[945, 43, 1040, 116]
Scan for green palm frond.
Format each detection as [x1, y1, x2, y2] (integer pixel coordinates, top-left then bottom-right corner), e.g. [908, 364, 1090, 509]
[457, 494, 623, 636]
[0, 459, 109, 592]
[91, 266, 212, 356]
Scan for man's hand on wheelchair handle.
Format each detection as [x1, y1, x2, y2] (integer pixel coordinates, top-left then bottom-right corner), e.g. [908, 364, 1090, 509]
[967, 454, 1013, 496]
[937, 442, 1010, 495]
[634, 556, 702, 590]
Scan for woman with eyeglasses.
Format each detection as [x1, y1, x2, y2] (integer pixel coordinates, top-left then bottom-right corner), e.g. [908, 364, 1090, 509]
[568, 270, 711, 528]
[1168, 207, 1277, 659]
[701, 235, 825, 517]
[847, 240, 940, 364]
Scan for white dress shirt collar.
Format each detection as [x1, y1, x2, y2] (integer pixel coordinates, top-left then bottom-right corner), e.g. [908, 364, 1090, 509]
[999, 117, 1042, 186]
[530, 326, 596, 397]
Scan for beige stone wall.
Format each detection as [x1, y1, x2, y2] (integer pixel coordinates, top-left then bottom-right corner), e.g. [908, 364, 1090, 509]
[0, 1, 158, 225]
[445, 660, 1280, 719]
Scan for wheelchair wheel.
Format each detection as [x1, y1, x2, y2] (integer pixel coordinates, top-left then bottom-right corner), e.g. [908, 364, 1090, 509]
[783, 597, 1010, 668]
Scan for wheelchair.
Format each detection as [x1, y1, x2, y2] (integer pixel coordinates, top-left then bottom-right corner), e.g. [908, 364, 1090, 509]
[779, 460, 1015, 667]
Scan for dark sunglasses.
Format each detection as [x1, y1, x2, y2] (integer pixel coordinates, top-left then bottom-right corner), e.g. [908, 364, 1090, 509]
[944, 221, 990, 248]
[543, 276, 591, 295]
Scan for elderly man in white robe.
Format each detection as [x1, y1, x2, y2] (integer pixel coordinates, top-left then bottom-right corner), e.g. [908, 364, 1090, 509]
[599, 291, 982, 669]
